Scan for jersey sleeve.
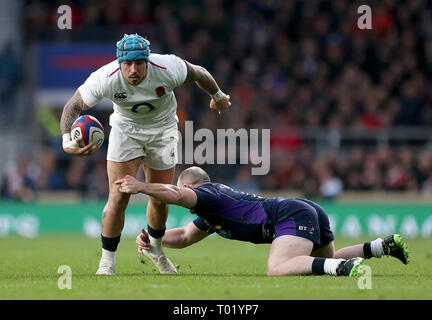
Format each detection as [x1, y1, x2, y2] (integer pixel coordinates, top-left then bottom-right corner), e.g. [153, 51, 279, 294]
[78, 68, 109, 107]
[167, 55, 188, 88]
[192, 218, 214, 234]
[192, 184, 220, 212]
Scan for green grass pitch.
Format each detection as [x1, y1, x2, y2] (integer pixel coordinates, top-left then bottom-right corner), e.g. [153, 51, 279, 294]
[1, 235, 431, 300]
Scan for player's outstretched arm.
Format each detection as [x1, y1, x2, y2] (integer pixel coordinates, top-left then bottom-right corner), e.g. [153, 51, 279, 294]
[183, 60, 231, 115]
[60, 89, 96, 156]
[115, 175, 198, 208]
[136, 224, 210, 251]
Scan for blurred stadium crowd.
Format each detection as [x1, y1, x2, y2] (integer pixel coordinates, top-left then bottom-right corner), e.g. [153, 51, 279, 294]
[2, 0, 432, 201]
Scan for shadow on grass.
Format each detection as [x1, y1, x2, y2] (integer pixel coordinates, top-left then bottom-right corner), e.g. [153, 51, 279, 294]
[2, 271, 423, 280]
[0, 272, 270, 281]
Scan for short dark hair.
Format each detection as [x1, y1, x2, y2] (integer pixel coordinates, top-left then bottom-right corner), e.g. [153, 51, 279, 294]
[178, 166, 211, 186]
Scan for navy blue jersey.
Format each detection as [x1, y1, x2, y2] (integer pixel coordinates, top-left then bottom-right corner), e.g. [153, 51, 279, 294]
[191, 183, 286, 243]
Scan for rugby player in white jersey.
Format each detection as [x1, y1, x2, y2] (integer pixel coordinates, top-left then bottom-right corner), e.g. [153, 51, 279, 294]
[60, 34, 231, 275]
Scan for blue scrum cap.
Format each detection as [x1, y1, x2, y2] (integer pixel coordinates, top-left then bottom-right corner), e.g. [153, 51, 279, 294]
[116, 33, 150, 67]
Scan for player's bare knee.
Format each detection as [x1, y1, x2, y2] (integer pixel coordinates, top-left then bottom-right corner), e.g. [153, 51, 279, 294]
[148, 196, 169, 210]
[311, 241, 335, 258]
[267, 265, 283, 276]
[267, 268, 276, 276]
[103, 205, 126, 218]
[267, 261, 285, 276]
[105, 193, 130, 216]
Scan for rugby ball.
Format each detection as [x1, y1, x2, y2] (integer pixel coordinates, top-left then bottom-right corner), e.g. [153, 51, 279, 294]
[71, 115, 105, 151]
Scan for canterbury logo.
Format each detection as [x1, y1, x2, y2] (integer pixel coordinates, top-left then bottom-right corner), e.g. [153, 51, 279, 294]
[114, 92, 127, 100]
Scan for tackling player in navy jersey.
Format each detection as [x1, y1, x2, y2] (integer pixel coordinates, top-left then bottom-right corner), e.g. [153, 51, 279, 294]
[115, 166, 410, 277]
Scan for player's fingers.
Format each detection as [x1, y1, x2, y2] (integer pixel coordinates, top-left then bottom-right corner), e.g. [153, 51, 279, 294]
[137, 241, 149, 252]
[138, 246, 149, 254]
[82, 142, 96, 151]
[221, 100, 229, 108]
[141, 231, 149, 242]
[64, 147, 80, 155]
[75, 137, 85, 148]
[89, 144, 98, 153]
[218, 105, 228, 115]
[136, 235, 144, 246]
[81, 142, 97, 156]
[136, 238, 145, 247]
[139, 247, 148, 254]
[139, 242, 150, 250]
[73, 142, 94, 156]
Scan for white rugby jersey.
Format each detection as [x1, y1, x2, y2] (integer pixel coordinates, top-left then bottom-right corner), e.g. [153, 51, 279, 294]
[78, 53, 188, 128]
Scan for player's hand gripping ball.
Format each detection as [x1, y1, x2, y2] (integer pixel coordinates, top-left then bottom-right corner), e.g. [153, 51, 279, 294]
[71, 115, 105, 151]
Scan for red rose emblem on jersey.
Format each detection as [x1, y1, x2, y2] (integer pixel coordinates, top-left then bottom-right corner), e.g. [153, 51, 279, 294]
[156, 86, 166, 97]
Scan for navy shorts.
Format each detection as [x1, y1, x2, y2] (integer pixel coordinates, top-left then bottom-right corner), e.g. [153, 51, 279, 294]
[273, 198, 334, 249]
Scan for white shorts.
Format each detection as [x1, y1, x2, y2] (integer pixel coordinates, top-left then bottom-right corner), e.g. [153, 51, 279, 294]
[107, 119, 178, 170]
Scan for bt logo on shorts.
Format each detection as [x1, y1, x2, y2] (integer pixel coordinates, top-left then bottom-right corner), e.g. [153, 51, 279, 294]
[298, 225, 315, 235]
[114, 92, 127, 100]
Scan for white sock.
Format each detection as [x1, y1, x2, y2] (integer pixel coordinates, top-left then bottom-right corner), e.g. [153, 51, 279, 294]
[101, 248, 116, 262]
[148, 235, 164, 255]
[324, 258, 345, 276]
[371, 238, 384, 258]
